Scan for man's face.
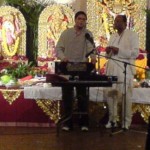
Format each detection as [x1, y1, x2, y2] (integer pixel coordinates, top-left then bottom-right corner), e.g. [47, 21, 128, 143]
[114, 15, 126, 31]
[75, 14, 87, 29]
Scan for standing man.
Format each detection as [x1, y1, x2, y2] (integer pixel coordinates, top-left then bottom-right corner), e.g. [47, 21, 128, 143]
[105, 15, 139, 129]
[56, 11, 96, 131]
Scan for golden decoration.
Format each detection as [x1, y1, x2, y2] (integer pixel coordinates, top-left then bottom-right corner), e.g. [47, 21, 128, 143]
[135, 57, 147, 80]
[0, 89, 23, 105]
[89, 101, 107, 126]
[35, 100, 150, 124]
[0, 88, 148, 124]
[132, 103, 150, 123]
[87, 0, 146, 50]
[38, 4, 74, 60]
[85, 101, 150, 125]
[36, 99, 60, 123]
[0, 6, 26, 57]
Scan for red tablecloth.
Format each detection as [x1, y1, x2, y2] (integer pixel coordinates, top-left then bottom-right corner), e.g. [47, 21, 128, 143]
[0, 91, 54, 127]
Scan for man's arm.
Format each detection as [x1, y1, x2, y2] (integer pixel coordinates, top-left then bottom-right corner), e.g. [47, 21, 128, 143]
[56, 31, 68, 61]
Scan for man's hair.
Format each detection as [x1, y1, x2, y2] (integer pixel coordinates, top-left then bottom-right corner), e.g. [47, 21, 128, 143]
[120, 15, 127, 23]
[74, 11, 87, 20]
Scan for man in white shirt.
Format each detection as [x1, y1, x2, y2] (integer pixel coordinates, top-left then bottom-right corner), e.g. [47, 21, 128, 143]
[105, 15, 139, 130]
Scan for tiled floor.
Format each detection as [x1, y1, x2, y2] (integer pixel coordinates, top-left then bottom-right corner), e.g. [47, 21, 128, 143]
[0, 125, 148, 150]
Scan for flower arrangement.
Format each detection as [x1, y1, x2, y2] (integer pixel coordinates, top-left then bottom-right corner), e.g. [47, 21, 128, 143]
[3, 62, 48, 78]
[0, 60, 48, 86]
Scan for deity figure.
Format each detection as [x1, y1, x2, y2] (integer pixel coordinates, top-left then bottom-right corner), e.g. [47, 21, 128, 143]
[47, 7, 69, 58]
[2, 13, 21, 45]
[98, 0, 138, 40]
[0, 12, 22, 57]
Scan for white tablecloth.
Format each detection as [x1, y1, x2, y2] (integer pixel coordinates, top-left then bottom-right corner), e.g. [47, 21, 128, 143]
[24, 86, 150, 104]
[24, 86, 62, 100]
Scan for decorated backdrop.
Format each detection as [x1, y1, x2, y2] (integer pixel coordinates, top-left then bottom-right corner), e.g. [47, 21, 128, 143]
[0, 6, 26, 58]
[87, 0, 146, 50]
[38, 4, 74, 66]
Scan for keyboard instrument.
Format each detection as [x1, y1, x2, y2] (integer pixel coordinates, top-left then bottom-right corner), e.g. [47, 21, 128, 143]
[46, 74, 118, 87]
[47, 61, 118, 87]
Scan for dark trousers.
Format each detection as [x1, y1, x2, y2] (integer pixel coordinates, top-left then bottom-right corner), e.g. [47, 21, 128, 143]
[62, 85, 89, 128]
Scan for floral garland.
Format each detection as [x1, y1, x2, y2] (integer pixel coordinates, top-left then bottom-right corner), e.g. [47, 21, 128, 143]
[1, 28, 20, 57]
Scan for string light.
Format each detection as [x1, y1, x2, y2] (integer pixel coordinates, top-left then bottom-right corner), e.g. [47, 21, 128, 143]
[33, 0, 75, 6]
[53, 0, 75, 4]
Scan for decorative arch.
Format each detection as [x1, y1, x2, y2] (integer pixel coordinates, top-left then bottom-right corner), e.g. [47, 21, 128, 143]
[0, 6, 26, 58]
[38, 4, 74, 66]
[87, 0, 146, 50]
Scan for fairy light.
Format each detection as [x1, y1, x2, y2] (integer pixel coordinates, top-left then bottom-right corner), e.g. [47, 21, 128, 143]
[33, 0, 75, 6]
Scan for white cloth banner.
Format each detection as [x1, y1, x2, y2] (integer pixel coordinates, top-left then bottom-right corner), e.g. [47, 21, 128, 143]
[24, 86, 150, 104]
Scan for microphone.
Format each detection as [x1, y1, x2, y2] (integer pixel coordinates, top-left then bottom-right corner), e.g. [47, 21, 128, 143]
[85, 33, 95, 47]
[85, 33, 96, 57]
[85, 49, 95, 58]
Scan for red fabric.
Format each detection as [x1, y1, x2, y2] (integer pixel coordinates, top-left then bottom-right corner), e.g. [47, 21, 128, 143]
[0, 92, 52, 123]
[0, 91, 146, 125]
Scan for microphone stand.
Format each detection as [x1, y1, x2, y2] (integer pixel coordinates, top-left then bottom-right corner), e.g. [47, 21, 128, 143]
[97, 53, 147, 136]
[85, 46, 101, 75]
[85, 34, 101, 74]
[123, 62, 127, 131]
[92, 44, 101, 75]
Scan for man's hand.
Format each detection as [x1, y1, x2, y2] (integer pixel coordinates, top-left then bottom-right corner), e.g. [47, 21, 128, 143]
[62, 57, 69, 62]
[105, 46, 112, 54]
[106, 46, 119, 55]
[110, 46, 119, 55]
